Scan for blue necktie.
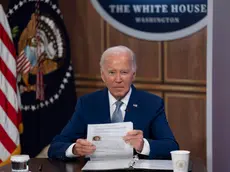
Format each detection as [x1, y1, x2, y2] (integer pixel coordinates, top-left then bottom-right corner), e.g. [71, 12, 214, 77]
[111, 101, 123, 123]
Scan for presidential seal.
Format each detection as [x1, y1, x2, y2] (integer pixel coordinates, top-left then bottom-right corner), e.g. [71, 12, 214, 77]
[7, 0, 73, 111]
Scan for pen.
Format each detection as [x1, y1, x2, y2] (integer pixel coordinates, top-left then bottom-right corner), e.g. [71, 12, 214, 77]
[129, 155, 139, 168]
[129, 160, 136, 168]
[38, 164, 43, 171]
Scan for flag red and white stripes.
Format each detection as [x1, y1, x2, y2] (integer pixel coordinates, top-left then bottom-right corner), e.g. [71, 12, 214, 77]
[16, 50, 31, 74]
[0, 5, 22, 166]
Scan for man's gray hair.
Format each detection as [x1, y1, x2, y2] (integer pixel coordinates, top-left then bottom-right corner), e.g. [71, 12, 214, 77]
[100, 45, 137, 71]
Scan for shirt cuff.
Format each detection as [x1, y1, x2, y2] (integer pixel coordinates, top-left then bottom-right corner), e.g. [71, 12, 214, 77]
[65, 143, 78, 157]
[138, 138, 150, 156]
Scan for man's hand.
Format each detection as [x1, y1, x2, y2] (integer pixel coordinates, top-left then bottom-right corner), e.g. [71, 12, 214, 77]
[72, 139, 96, 156]
[123, 130, 144, 152]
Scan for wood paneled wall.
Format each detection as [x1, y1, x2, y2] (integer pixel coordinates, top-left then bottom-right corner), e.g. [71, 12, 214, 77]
[60, 0, 207, 164]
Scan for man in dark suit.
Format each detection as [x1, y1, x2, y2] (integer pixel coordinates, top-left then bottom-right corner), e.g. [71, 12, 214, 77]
[48, 45, 179, 160]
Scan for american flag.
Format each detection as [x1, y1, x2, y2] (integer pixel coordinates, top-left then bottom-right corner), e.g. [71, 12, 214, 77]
[0, 5, 22, 166]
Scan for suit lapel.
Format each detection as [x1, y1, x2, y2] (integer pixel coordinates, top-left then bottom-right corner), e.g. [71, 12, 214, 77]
[124, 85, 140, 123]
[98, 88, 111, 123]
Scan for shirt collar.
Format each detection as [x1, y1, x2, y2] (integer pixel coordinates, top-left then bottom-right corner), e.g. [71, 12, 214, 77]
[108, 87, 132, 107]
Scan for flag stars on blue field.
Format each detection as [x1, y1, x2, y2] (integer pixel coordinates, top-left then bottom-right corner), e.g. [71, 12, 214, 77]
[9, 9, 13, 14]
[24, 106, 29, 111]
[45, 101, 49, 106]
[13, 5, 17, 10]
[19, 1, 23, 7]
[66, 72, 71, 77]
[49, 98, 54, 103]
[31, 106, 36, 111]
[14, 4, 19, 10]
[52, 4, 57, 10]
[54, 94, 59, 99]
[60, 84, 65, 89]
[63, 78, 68, 83]
[40, 102, 44, 108]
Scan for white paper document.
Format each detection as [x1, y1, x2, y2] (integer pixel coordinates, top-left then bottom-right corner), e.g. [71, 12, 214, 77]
[135, 160, 173, 170]
[83, 122, 175, 171]
[87, 122, 133, 160]
[82, 159, 174, 171]
[82, 159, 132, 171]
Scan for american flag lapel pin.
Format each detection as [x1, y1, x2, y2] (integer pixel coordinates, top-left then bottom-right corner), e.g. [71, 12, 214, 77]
[133, 104, 138, 107]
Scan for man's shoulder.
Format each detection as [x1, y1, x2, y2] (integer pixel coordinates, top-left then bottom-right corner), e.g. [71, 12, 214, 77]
[135, 89, 163, 108]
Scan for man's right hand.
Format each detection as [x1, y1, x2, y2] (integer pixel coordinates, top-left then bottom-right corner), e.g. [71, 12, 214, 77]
[72, 139, 96, 156]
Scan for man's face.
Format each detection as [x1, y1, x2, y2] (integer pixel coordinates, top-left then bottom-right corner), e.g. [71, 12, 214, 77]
[101, 53, 136, 99]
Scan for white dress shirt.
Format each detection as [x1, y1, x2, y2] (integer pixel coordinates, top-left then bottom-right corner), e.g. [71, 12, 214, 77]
[66, 88, 150, 157]
[108, 87, 131, 121]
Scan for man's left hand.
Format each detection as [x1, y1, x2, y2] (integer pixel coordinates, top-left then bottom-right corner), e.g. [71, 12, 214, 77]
[123, 130, 144, 152]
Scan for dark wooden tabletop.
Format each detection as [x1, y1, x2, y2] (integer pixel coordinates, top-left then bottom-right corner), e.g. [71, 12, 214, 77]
[0, 158, 207, 172]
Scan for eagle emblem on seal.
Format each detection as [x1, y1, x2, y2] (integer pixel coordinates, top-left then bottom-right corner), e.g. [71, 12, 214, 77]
[15, 13, 64, 95]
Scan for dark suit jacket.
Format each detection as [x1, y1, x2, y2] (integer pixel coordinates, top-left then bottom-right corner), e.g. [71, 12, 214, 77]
[48, 85, 179, 160]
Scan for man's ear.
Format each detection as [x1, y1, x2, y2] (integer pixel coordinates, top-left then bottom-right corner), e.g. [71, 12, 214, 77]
[101, 69, 105, 82]
[132, 72, 136, 80]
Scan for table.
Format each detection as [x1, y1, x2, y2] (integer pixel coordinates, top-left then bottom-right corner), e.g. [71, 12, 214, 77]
[0, 158, 207, 172]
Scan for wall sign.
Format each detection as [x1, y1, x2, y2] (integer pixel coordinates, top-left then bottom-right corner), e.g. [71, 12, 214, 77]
[91, 0, 207, 41]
